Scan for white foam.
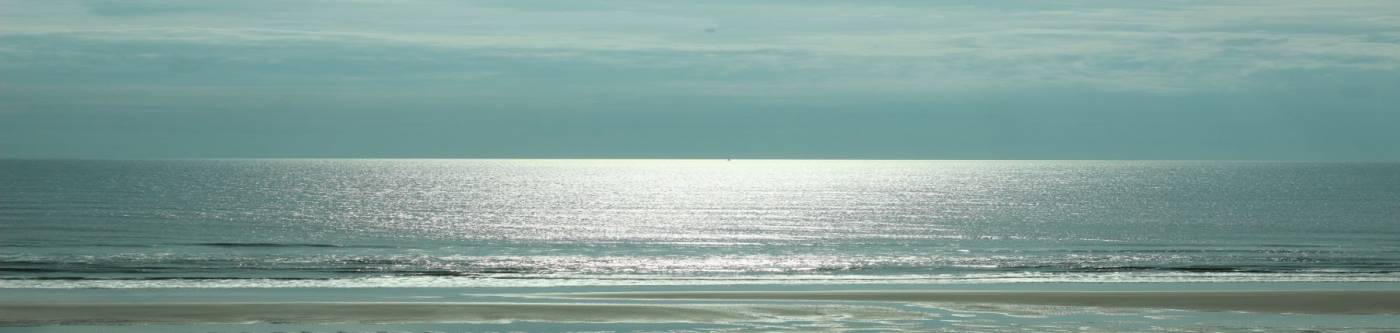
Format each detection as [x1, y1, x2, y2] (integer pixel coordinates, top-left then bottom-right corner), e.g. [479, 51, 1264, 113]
[4, 272, 1399, 289]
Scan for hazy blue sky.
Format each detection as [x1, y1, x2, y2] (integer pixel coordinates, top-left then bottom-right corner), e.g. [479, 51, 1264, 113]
[2, 0, 1398, 159]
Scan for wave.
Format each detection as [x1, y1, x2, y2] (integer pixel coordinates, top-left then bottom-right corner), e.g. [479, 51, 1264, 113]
[0, 276, 332, 281]
[180, 242, 404, 249]
[187, 242, 346, 248]
[4, 253, 1398, 280]
[4, 272, 1400, 289]
[994, 264, 1400, 274]
[0, 242, 402, 249]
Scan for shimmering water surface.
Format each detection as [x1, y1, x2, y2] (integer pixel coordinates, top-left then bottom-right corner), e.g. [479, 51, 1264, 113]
[3, 159, 1399, 288]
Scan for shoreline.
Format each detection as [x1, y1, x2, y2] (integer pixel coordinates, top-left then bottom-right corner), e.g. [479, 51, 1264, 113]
[0, 302, 924, 326]
[4, 290, 1399, 326]
[560, 290, 1400, 315]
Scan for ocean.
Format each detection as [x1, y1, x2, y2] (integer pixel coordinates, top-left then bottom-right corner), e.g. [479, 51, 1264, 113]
[3, 159, 1400, 332]
[4, 159, 1398, 288]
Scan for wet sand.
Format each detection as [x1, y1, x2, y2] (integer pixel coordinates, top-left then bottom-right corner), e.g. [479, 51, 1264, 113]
[0, 302, 923, 326]
[3, 290, 1398, 326]
[561, 290, 1400, 314]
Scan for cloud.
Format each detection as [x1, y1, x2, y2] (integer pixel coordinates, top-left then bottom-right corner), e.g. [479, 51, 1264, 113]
[3, 2, 1400, 159]
[81, 1, 254, 17]
[2, 0, 1399, 97]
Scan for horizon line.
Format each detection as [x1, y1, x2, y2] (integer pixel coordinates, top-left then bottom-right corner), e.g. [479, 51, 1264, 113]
[3, 157, 1398, 162]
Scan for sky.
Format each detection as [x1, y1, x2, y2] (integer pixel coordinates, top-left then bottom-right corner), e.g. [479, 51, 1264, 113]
[2, 0, 1399, 159]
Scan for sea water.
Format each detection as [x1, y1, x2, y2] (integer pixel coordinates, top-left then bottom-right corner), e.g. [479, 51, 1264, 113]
[4, 160, 1400, 332]
[3, 159, 1399, 288]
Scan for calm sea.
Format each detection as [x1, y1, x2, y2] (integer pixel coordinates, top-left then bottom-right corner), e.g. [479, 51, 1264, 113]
[2, 159, 1398, 288]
